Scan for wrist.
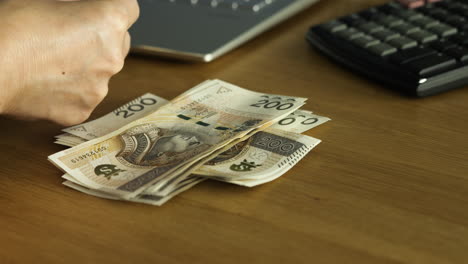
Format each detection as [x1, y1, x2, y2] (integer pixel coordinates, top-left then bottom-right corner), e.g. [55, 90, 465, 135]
[0, 14, 20, 115]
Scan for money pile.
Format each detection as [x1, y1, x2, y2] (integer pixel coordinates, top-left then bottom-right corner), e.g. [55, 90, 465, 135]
[50, 80, 330, 205]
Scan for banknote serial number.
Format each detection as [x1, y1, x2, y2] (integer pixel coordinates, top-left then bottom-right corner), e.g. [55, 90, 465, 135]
[70, 146, 108, 164]
[180, 94, 212, 111]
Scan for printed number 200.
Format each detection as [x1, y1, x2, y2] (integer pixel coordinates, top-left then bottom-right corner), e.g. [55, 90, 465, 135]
[250, 100, 293, 110]
[115, 98, 157, 119]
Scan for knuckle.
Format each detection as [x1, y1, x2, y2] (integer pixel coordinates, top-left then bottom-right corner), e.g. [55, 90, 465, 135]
[86, 2, 128, 32]
[54, 109, 92, 127]
[111, 56, 125, 74]
[87, 85, 109, 106]
[74, 109, 93, 125]
[128, 0, 141, 24]
[100, 3, 129, 32]
[104, 52, 125, 74]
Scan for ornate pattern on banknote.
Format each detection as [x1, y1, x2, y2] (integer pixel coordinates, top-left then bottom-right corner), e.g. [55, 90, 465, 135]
[116, 123, 211, 168]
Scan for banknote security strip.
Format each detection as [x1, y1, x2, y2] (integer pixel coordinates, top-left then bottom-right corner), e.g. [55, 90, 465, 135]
[51, 80, 331, 206]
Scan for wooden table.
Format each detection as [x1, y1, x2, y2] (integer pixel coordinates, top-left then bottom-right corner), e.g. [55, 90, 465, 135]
[1, 0, 467, 263]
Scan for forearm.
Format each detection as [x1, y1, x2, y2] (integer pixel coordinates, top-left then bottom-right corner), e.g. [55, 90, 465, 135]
[0, 1, 23, 115]
[0, 23, 9, 115]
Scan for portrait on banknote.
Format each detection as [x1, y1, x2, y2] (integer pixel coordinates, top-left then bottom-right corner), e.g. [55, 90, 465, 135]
[117, 123, 211, 167]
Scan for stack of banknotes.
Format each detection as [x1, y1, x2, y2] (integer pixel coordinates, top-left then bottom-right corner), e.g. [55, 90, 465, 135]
[49, 80, 330, 206]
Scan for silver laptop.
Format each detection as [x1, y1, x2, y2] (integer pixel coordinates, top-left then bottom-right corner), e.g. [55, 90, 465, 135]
[130, 0, 320, 62]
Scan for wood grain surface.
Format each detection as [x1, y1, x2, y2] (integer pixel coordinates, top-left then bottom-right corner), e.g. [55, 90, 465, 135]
[1, 0, 467, 263]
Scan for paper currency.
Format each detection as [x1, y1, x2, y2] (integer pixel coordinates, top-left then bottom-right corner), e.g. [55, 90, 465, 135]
[49, 80, 307, 199]
[56, 105, 329, 148]
[270, 110, 330, 134]
[63, 93, 168, 140]
[63, 174, 205, 206]
[56, 94, 329, 188]
[51, 80, 330, 205]
[144, 128, 321, 197]
[194, 128, 321, 187]
[55, 133, 86, 147]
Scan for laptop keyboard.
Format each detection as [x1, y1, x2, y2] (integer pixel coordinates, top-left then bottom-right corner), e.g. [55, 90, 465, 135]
[161, 0, 278, 13]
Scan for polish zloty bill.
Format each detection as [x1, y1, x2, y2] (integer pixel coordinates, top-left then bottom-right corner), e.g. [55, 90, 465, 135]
[55, 134, 86, 147]
[49, 80, 306, 198]
[194, 128, 321, 186]
[63, 93, 168, 140]
[60, 110, 329, 199]
[60, 109, 330, 192]
[140, 130, 257, 197]
[69, 130, 256, 199]
[149, 128, 321, 193]
[63, 175, 205, 206]
[62, 165, 206, 206]
[270, 110, 331, 134]
[135, 176, 205, 206]
[57, 107, 329, 148]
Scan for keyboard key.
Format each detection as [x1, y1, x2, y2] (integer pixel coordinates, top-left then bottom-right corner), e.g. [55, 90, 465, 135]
[341, 14, 366, 27]
[388, 36, 418, 49]
[445, 15, 466, 28]
[392, 9, 424, 21]
[430, 9, 451, 21]
[447, 2, 468, 13]
[352, 35, 381, 48]
[335, 27, 365, 40]
[378, 2, 404, 14]
[390, 47, 437, 64]
[236, 0, 269, 12]
[368, 43, 398, 56]
[430, 39, 458, 51]
[411, 16, 440, 28]
[391, 22, 421, 34]
[455, 22, 468, 32]
[212, 0, 223, 7]
[320, 20, 347, 33]
[459, 9, 468, 19]
[376, 15, 404, 27]
[416, 4, 436, 14]
[449, 31, 468, 45]
[444, 46, 468, 62]
[373, 29, 401, 41]
[218, 1, 246, 10]
[359, 8, 380, 20]
[429, 24, 458, 37]
[403, 54, 457, 76]
[357, 22, 384, 34]
[407, 30, 438, 43]
[434, 1, 450, 9]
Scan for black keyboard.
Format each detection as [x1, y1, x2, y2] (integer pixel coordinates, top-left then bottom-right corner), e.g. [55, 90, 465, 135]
[306, 0, 468, 97]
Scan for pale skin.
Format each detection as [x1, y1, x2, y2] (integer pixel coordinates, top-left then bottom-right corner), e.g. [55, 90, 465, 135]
[0, 0, 139, 126]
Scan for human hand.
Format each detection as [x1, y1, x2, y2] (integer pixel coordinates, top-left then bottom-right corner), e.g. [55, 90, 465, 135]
[0, 0, 139, 126]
